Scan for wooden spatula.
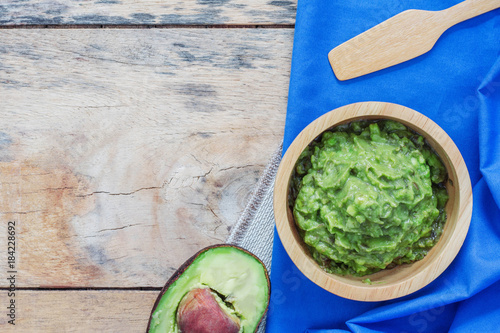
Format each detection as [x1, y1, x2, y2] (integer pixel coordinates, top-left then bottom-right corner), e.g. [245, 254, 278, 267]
[329, 0, 500, 81]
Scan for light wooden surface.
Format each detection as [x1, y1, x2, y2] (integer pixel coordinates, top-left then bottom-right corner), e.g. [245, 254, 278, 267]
[0, 290, 158, 332]
[0, 1, 294, 331]
[0, 28, 292, 288]
[328, 0, 500, 80]
[274, 102, 473, 301]
[0, 0, 297, 25]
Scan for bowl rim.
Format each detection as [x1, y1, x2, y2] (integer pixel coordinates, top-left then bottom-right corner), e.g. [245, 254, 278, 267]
[273, 101, 473, 301]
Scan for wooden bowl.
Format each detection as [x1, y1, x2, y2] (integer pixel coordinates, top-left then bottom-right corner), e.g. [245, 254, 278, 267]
[274, 102, 472, 301]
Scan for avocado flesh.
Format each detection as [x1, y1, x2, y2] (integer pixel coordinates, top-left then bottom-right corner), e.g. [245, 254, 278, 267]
[149, 246, 269, 333]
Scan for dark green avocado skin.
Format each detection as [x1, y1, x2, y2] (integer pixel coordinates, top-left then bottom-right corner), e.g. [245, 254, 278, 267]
[146, 244, 271, 333]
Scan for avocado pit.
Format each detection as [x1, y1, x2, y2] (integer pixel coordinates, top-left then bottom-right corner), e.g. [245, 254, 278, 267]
[177, 288, 240, 333]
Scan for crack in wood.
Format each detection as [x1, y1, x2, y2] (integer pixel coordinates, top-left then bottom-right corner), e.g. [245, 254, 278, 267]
[96, 223, 142, 233]
[218, 164, 257, 172]
[0, 24, 295, 30]
[2, 210, 45, 214]
[0, 287, 163, 291]
[24, 186, 76, 194]
[76, 186, 163, 197]
[82, 223, 156, 238]
[208, 205, 220, 220]
[193, 167, 213, 180]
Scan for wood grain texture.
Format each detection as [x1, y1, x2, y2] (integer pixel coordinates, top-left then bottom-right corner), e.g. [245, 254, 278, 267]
[0, 28, 292, 288]
[0, 0, 297, 26]
[274, 102, 473, 301]
[0, 290, 158, 332]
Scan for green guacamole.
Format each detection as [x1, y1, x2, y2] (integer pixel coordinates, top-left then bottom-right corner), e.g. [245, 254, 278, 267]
[291, 120, 449, 277]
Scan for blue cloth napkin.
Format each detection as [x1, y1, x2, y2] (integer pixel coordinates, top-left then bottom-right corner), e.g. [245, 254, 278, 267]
[266, 1, 500, 332]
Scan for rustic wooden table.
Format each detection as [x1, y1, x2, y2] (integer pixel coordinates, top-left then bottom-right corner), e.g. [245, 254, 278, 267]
[0, 1, 295, 331]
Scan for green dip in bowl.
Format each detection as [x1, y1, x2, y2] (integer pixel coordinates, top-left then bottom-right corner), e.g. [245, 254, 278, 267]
[290, 120, 449, 277]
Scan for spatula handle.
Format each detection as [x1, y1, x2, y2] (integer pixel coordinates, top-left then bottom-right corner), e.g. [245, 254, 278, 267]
[442, 0, 500, 27]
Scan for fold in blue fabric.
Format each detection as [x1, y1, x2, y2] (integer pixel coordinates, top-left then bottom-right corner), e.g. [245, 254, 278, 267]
[266, 1, 500, 332]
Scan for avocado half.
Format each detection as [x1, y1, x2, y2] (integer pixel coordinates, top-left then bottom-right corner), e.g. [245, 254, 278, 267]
[147, 244, 270, 333]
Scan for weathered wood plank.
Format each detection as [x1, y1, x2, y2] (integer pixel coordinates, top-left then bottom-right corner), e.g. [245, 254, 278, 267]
[0, 28, 292, 287]
[0, 290, 158, 331]
[0, 0, 297, 26]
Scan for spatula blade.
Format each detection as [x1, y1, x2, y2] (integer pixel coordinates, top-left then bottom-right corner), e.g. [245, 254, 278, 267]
[329, 9, 446, 81]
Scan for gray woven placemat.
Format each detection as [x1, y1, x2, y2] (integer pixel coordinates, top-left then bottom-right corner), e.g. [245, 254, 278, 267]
[226, 144, 282, 333]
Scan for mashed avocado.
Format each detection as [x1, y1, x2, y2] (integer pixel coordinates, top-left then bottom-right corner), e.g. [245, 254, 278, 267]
[291, 120, 449, 277]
